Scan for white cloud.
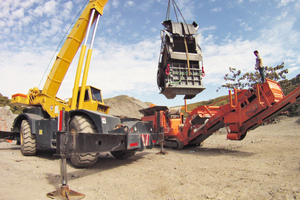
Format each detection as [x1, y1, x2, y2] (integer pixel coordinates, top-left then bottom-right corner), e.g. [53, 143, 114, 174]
[21, 15, 33, 25]
[150, 27, 157, 32]
[237, 19, 253, 31]
[61, 1, 73, 19]
[0, 6, 10, 18]
[20, 0, 39, 10]
[44, 0, 58, 16]
[112, 0, 120, 8]
[202, 37, 255, 84]
[64, 1, 73, 10]
[275, 10, 288, 20]
[175, 0, 195, 21]
[199, 26, 217, 33]
[125, 1, 135, 7]
[32, 6, 44, 17]
[296, 2, 300, 11]
[11, 8, 24, 19]
[37, 18, 62, 39]
[211, 7, 222, 12]
[53, 38, 161, 99]
[277, 0, 296, 7]
[103, 11, 122, 26]
[0, 50, 54, 97]
[0, 21, 5, 29]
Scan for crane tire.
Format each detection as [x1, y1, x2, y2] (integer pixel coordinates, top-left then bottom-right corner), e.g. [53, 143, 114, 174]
[110, 150, 136, 159]
[70, 115, 99, 168]
[20, 120, 37, 156]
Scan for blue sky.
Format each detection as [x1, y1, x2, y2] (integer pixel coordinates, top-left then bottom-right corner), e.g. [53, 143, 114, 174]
[0, 0, 299, 107]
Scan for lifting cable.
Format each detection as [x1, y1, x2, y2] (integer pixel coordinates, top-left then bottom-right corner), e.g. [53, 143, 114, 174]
[165, 0, 192, 76]
[165, 0, 191, 35]
[38, 0, 89, 88]
[166, 0, 184, 24]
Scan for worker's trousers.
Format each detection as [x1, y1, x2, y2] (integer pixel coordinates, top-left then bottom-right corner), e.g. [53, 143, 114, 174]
[258, 67, 265, 83]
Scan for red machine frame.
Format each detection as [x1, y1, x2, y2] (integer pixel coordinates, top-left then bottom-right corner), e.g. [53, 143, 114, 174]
[141, 79, 300, 149]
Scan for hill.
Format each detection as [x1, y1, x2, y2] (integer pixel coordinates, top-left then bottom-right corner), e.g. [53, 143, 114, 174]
[104, 95, 151, 119]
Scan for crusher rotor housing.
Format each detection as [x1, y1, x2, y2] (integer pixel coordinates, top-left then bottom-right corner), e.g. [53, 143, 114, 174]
[157, 20, 206, 99]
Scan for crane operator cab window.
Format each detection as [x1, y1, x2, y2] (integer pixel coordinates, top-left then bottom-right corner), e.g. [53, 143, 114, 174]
[77, 87, 103, 103]
[77, 89, 89, 102]
[91, 87, 103, 103]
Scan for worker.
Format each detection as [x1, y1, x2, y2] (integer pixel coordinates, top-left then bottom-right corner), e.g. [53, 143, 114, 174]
[254, 50, 265, 83]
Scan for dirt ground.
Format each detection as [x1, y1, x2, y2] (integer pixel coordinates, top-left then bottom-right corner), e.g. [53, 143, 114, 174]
[0, 116, 299, 200]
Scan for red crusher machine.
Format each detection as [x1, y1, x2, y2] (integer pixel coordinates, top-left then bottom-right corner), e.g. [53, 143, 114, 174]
[141, 79, 300, 149]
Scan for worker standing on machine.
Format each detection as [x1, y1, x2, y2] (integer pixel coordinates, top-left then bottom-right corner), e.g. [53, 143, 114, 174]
[254, 50, 265, 83]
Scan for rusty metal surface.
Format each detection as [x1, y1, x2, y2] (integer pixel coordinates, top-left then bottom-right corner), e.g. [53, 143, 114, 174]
[47, 185, 85, 200]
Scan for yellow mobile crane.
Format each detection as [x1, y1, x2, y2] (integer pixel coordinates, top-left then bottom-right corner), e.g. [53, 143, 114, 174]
[10, 0, 158, 167]
[12, 0, 109, 116]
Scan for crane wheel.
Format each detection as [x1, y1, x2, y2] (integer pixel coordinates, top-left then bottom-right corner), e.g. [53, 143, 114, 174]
[110, 150, 136, 159]
[20, 120, 37, 156]
[69, 116, 99, 168]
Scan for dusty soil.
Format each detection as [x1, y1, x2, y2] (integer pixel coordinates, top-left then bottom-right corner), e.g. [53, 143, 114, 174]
[0, 116, 299, 200]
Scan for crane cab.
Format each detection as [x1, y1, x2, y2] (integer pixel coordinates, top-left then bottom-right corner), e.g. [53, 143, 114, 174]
[74, 85, 110, 114]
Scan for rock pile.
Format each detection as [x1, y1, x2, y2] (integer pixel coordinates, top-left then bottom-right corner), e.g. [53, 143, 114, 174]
[0, 106, 17, 131]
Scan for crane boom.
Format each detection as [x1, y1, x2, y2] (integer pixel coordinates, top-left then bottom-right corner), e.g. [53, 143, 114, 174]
[43, 0, 108, 98]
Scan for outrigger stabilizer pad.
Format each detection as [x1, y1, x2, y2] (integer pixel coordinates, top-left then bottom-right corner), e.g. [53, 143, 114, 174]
[47, 185, 85, 200]
[47, 157, 85, 199]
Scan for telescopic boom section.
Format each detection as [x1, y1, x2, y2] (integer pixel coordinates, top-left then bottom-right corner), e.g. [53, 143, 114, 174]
[42, 0, 108, 98]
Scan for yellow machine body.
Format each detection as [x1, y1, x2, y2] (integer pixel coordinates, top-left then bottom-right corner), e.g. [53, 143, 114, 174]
[11, 0, 109, 118]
